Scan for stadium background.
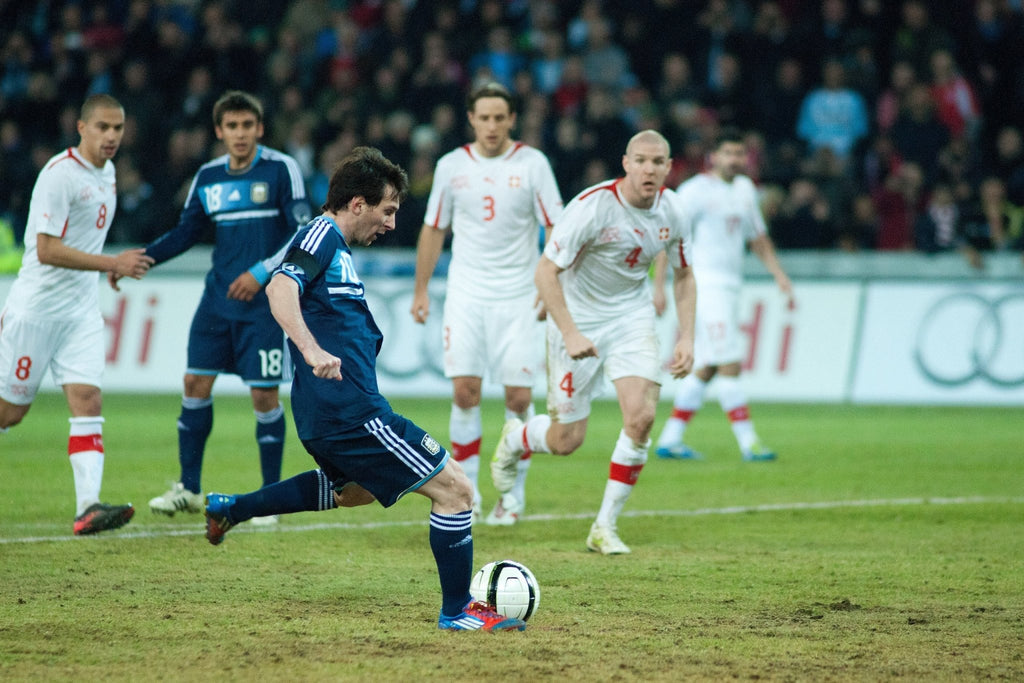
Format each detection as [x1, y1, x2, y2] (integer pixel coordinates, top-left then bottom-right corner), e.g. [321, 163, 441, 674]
[0, 0, 1022, 404]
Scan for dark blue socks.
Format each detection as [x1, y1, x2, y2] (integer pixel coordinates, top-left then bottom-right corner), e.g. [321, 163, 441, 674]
[255, 404, 286, 488]
[429, 510, 474, 617]
[230, 469, 335, 523]
[178, 397, 213, 494]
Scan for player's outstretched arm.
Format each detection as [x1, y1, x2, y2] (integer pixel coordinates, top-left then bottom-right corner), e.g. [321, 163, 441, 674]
[535, 255, 597, 360]
[266, 273, 342, 380]
[750, 234, 794, 304]
[651, 251, 668, 316]
[410, 223, 447, 323]
[668, 265, 696, 379]
[37, 234, 153, 279]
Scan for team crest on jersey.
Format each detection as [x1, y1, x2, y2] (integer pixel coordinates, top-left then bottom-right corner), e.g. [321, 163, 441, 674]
[509, 175, 521, 188]
[659, 226, 670, 240]
[598, 226, 620, 244]
[251, 182, 269, 203]
[421, 434, 441, 455]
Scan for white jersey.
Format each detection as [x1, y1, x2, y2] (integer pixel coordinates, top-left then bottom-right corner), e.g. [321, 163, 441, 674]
[544, 180, 692, 327]
[676, 172, 766, 290]
[424, 142, 562, 303]
[5, 148, 117, 319]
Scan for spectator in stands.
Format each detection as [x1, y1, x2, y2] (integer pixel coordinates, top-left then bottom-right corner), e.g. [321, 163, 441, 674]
[875, 60, 918, 134]
[773, 177, 835, 248]
[756, 57, 806, 150]
[531, 30, 567, 96]
[656, 53, 703, 116]
[428, 102, 461, 155]
[691, 0, 745, 97]
[842, 29, 882, 102]
[914, 182, 967, 254]
[149, 18, 196, 100]
[0, 31, 33, 105]
[115, 59, 164, 146]
[552, 54, 587, 117]
[701, 51, 753, 130]
[110, 154, 161, 244]
[988, 125, 1024, 185]
[928, 48, 981, 142]
[550, 114, 590, 198]
[796, 57, 870, 168]
[410, 32, 466, 120]
[566, 0, 604, 52]
[176, 66, 217, 130]
[890, 0, 954, 77]
[800, 0, 856, 64]
[468, 26, 525, 90]
[890, 83, 951, 185]
[746, 1, 799, 89]
[873, 161, 926, 250]
[963, 0, 1024, 137]
[839, 192, 880, 251]
[581, 86, 634, 173]
[360, 0, 413, 77]
[580, 17, 635, 94]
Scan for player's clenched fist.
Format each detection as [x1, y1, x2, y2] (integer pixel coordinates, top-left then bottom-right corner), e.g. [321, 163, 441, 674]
[304, 347, 342, 380]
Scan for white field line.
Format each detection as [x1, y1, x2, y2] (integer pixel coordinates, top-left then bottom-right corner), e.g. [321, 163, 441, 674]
[2, 495, 1021, 545]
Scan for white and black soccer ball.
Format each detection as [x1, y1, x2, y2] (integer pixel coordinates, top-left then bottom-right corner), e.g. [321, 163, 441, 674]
[470, 560, 540, 621]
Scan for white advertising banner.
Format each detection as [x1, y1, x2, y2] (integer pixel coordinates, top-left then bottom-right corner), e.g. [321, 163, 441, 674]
[655, 281, 861, 402]
[851, 282, 1024, 405]
[3, 274, 1021, 405]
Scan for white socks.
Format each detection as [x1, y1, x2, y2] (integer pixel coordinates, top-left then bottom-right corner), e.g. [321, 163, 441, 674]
[658, 373, 707, 446]
[595, 430, 648, 529]
[68, 416, 105, 516]
[716, 376, 757, 453]
[450, 405, 482, 506]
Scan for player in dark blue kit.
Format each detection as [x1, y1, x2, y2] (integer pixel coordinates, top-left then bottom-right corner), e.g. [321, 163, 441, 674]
[128, 91, 311, 520]
[203, 147, 524, 632]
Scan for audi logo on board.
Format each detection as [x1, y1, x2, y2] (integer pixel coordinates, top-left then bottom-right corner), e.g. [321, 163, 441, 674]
[913, 291, 1024, 387]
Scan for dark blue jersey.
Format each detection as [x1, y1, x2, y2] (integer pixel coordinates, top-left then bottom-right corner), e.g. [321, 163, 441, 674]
[274, 215, 392, 439]
[146, 146, 311, 321]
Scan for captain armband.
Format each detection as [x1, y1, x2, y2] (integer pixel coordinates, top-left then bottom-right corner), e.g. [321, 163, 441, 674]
[280, 248, 322, 282]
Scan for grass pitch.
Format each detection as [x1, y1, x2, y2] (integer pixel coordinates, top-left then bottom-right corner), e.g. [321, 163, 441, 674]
[0, 394, 1021, 681]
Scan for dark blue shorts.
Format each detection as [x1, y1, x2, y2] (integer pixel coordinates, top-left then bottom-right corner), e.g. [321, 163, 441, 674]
[301, 411, 449, 508]
[186, 291, 289, 386]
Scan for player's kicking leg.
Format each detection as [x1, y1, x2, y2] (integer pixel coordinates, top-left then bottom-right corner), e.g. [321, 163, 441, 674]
[204, 469, 345, 545]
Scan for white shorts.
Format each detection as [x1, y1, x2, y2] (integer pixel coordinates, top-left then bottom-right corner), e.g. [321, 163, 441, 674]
[694, 284, 743, 367]
[441, 293, 542, 387]
[0, 308, 104, 405]
[545, 314, 661, 423]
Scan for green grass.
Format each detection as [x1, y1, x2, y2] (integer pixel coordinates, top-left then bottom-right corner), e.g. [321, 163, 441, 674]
[1, 395, 1021, 681]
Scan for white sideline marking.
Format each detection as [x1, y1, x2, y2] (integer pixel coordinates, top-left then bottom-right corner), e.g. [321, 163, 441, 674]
[2, 496, 1021, 545]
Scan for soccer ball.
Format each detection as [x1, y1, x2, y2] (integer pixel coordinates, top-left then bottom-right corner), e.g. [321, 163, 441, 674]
[470, 560, 540, 621]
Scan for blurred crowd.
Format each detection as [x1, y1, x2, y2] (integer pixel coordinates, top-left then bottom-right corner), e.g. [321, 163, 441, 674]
[2, 0, 1024, 263]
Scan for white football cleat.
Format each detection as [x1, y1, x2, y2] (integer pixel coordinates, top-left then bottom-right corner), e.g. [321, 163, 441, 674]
[485, 493, 523, 526]
[490, 418, 524, 494]
[586, 523, 631, 555]
[149, 482, 204, 516]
